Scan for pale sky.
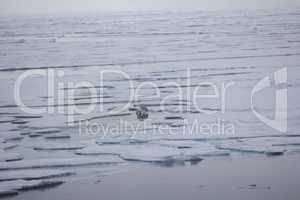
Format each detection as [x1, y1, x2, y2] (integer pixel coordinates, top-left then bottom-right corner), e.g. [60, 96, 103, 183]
[1, 0, 300, 16]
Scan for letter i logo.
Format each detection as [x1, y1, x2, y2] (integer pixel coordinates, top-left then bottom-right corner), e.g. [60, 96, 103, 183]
[251, 68, 287, 133]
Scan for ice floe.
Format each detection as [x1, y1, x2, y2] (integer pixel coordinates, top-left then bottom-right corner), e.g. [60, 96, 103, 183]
[33, 143, 86, 151]
[237, 136, 300, 152]
[44, 134, 71, 139]
[216, 139, 286, 155]
[0, 143, 18, 150]
[151, 140, 203, 148]
[34, 128, 61, 134]
[77, 143, 205, 165]
[0, 157, 122, 170]
[28, 134, 43, 138]
[0, 180, 63, 194]
[1, 134, 23, 141]
[264, 149, 285, 156]
[77, 144, 180, 162]
[164, 116, 184, 120]
[0, 189, 18, 197]
[96, 135, 149, 145]
[154, 141, 231, 157]
[115, 145, 181, 163]
[0, 169, 74, 181]
[181, 147, 231, 157]
[19, 131, 31, 136]
[0, 152, 24, 162]
[11, 120, 28, 125]
[14, 115, 43, 119]
[15, 39, 25, 43]
[0, 117, 14, 124]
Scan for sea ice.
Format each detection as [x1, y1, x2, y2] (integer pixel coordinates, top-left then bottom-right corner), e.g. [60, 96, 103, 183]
[0, 143, 18, 150]
[44, 134, 71, 139]
[216, 140, 285, 155]
[0, 157, 122, 170]
[0, 169, 74, 181]
[81, 144, 181, 163]
[33, 143, 85, 150]
[0, 179, 64, 192]
[0, 189, 18, 197]
[118, 145, 181, 163]
[1, 134, 23, 141]
[96, 135, 149, 145]
[34, 128, 61, 134]
[0, 152, 24, 162]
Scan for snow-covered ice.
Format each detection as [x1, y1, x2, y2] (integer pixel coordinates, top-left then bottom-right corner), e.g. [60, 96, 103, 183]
[0, 169, 74, 181]
[0, 157, 123, 170]
[33, 143, 86, 151]
[0, 152, 23, 162]
[0, 8, 300, 195]
[0, 179, 64, 193]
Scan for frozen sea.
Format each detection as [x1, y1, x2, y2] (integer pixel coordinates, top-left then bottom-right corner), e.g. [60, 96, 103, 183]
[0, 9, 300, 197]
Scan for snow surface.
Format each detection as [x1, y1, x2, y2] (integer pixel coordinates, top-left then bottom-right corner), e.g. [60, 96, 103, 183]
[0, 9, 300, 195]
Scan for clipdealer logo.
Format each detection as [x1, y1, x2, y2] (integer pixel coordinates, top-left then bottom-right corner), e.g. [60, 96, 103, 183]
[13, 67, 288, 134]
[251, 68, 288, 133]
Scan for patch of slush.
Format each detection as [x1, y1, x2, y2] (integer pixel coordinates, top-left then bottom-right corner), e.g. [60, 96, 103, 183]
[0, 179, 63, 196]
[0, 169, 74, 181]
[77, 143, 206, 164]
[77, 144, 180, 162]
[264, 149, 285, 156]
[0, 189, 18, 197]
[154, 140, 231, 156]
[181, 147, 231, 157]
[19, 131, 31, 136]
[216, 140, 286, 155]
[33, 143, 85, 151]
[11, 120, 28, 125]
[0, 152, 24, 162]
[95, 138, 126, 145]
[151, 140, 206, 148]
[1, 133, 23, 142]
[44, 134, 71, 139]
[117, 145, 182, 163]
[237, 136, 300, 151]
[273, 142, 300, 146]
[96, 135, 149, 145]
[28, 134, 43, 138]
[0, 157, 122, 170]
[14, 115, 43, 119]
[75, 145, 113, 155]
[0, 117, 14, 124]
[34, 128, 61, 134]
[0, 143, 18, 150]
